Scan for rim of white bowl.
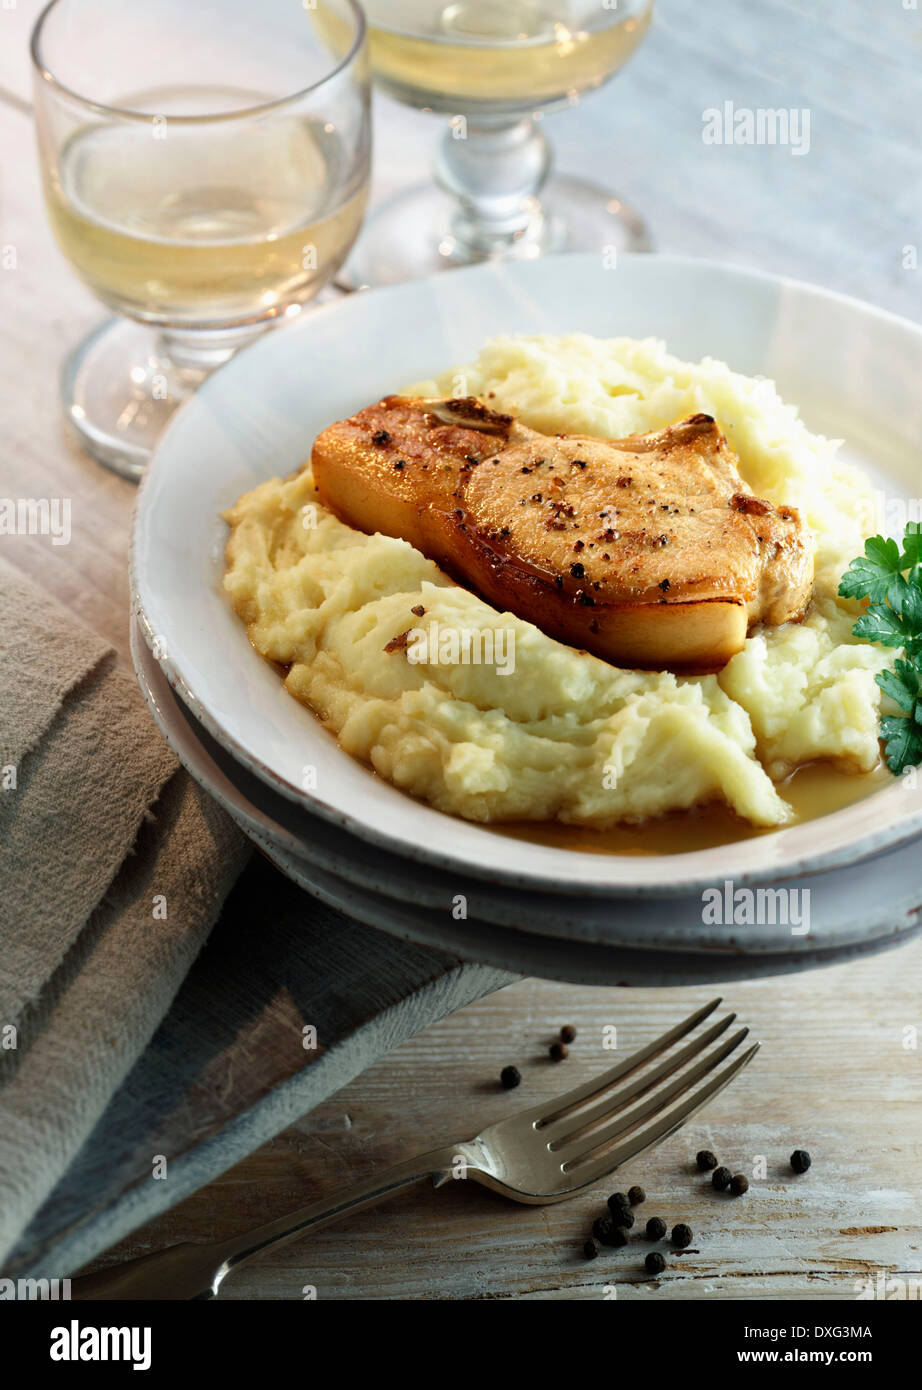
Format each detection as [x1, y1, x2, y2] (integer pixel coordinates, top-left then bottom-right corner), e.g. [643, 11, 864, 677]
[132, 252, 922, 897]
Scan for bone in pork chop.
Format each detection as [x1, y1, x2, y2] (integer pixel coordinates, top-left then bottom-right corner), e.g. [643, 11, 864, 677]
[311, 396, 813, 672]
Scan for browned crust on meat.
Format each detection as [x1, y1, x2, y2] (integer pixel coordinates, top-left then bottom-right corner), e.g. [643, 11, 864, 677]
[311, 395, 814, 672]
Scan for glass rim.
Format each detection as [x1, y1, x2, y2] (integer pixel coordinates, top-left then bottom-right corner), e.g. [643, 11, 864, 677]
[30, 0, 367, 123]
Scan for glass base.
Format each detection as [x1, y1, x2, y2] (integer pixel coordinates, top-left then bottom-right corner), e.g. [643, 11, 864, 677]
[340, 172, 652, 289]
[61, 318, 269, 481]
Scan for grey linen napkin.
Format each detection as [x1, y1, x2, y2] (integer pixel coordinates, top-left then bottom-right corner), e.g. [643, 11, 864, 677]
[0, 558, 250, 1267]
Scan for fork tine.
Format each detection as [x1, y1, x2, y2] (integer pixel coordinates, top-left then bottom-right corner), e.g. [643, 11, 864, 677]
[527, 998, 722, 1127]
[554, 1027, 749, 1166]
[542, 1013, 737, 1144]
[564, 1042, 761, 1187]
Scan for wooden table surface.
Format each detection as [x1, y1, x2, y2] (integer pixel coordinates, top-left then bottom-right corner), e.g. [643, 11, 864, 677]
[2, 0, 921, 1299]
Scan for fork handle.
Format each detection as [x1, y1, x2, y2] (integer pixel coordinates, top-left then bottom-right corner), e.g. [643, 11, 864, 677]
[70, 1144, 461, 1300]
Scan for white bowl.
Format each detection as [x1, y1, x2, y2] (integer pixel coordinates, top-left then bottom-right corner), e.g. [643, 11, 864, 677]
[131, 617, 922, 982]
[133, 252, 922, 897]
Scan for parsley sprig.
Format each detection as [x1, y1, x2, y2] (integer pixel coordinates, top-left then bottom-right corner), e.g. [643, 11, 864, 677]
[838, 521, 922, 774]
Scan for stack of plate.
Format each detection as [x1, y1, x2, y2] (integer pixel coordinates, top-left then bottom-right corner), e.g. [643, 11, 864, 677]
[131, 254, 922, 985]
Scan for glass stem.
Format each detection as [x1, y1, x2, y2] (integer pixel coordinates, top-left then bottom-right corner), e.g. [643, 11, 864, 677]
[156, 322, 272, 377]
[434, 115, 551, 260]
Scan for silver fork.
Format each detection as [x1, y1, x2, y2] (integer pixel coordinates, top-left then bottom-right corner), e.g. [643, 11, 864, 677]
[70, 998, 757, 1300]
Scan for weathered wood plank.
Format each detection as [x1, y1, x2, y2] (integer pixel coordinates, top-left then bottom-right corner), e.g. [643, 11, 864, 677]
[0, 99, 135, 659]
[88, 960, 922, 1299]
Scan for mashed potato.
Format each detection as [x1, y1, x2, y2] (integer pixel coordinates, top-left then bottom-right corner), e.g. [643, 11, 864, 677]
[223, 335, 891, 828]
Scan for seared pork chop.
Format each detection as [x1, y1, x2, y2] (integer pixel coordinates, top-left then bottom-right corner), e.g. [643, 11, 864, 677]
[311, 396, 813, 672]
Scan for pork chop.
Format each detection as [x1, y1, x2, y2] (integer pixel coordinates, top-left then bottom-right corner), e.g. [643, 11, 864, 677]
[311, 396, 814, 672]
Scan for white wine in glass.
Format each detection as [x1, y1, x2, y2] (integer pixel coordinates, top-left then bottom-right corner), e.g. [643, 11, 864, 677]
[365, 0, 652, 111]
[45, 103, 368, 326]
[32, 0, 370, 479]
[342, 0, 655, 287]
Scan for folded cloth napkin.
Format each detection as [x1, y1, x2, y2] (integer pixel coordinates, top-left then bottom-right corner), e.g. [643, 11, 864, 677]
[0, 558, 250, 1268]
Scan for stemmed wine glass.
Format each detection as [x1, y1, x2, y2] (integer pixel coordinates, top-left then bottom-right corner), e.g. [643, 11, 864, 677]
[344, 0, 654, 287]
[31, 0, 371, 479]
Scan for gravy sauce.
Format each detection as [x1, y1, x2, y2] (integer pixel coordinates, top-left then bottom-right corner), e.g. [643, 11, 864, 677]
[495, 760, 892, 857]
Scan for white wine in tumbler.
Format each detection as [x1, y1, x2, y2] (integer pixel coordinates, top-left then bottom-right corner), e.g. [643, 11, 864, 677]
[43, 93, 367, 326]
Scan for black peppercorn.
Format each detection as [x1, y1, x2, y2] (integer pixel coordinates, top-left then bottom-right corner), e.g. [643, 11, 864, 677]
[712, 1165, 732, 1191]
[500, 1065, 520, 1090]
[790, 1149, 812, 1174]
[645, 1251, 666, 1275]
[583, 1237, 600, 1260]
[645, 1216, 667, 1241]
[610, 1203, 634, 1228]
[628, 1185, 646, 1206]
[729, 1173, 749, 1196]
[560, 1024, 576, 1043]
[592, 1217, 627, 1247]
[607, 1191, 630, 1213]
[696, 1149, 719, 1171]
[549, 1041, 569, 1062]
[671, 1223, 693, 1249]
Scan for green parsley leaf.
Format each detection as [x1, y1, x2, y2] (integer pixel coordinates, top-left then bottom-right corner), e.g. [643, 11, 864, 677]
[896, 571, 922, 638]
[838, 537, 902, 605]
[841, 523, 922, 774]
[900, 521, 922, 570]
[876, 661, 920, 716]
[880, 715, 922, 776]
[852, 605, 907, 649]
